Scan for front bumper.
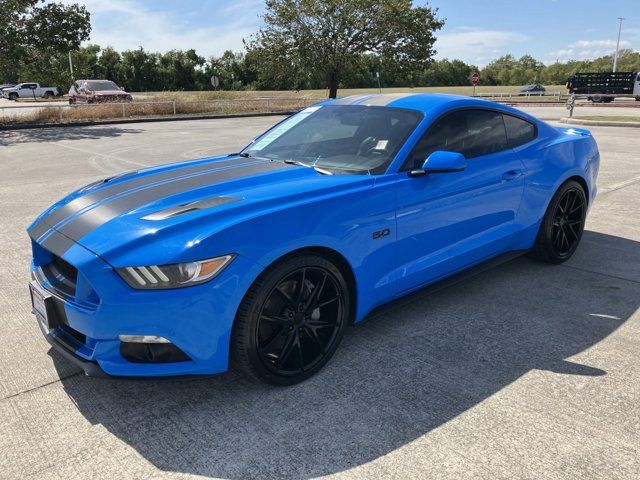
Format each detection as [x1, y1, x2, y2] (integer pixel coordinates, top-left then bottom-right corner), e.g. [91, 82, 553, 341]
[37, 313, 108, 377]
[29, 233, 261, 378]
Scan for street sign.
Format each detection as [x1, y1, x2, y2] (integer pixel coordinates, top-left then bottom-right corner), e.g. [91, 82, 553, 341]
[210, 75, 220, 88]
[471, 72, 479, 86]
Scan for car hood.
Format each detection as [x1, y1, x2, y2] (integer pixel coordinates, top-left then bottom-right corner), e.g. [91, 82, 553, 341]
[28, 155, 371, 266]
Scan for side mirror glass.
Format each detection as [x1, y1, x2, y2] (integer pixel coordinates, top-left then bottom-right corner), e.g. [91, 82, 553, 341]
[409, 150, 467, 177]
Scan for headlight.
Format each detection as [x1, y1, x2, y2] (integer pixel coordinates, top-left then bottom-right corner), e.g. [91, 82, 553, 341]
[116, 254, 235, 290]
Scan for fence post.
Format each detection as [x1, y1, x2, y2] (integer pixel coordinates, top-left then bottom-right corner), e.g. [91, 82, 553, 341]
[60, 106, 63, 121]
[122, 102, 126, 118]
[567, 94, 575, 117]
[173, 101, 176, 116]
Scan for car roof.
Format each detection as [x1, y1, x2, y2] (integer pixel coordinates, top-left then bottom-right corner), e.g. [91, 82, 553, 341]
[320, 93, 538, 120]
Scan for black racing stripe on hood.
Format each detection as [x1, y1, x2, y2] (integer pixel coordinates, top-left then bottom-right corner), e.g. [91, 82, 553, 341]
[56, 160, 292, 242]
[34, 157, 244, 233]
[40, 229, 76, 257]
[28, 222, 50, 242]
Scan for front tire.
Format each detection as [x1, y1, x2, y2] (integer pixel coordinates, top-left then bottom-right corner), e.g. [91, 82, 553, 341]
[529, 180, 587, 264]
[231, 254, 349, 386]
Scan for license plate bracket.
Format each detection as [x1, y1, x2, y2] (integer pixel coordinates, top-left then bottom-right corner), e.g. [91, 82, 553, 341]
[29, 281, 58, 333]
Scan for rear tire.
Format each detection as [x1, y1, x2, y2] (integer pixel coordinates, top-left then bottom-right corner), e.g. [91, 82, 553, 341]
[231, 254, 349, 386]
[528, 180, 587, 264]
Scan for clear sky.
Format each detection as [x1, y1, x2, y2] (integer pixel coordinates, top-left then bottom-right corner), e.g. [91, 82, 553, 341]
[58, 0, 639, 66]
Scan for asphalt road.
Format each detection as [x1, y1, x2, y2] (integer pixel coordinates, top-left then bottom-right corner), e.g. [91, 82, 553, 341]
[0, 116, 639, 480]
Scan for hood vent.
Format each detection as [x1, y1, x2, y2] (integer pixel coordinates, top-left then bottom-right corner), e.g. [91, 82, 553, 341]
[141, 196, 242, 221]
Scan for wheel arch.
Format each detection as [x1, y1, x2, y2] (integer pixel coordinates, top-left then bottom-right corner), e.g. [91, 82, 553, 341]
[565, 175, 589, 206]
[253, 246, 358, 325]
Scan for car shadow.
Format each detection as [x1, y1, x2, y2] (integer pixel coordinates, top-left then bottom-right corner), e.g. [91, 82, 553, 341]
[52, 230, 639, 479]
[0, 125, 143, 145]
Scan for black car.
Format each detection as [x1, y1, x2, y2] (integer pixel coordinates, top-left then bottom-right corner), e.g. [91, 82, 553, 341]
[519, 84, 546, 95]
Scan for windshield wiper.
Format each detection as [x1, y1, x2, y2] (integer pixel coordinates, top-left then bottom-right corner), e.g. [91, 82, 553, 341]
[283, 159, 333, 175]
[283, 159, 309, 167]
[239, 152, 273, 162]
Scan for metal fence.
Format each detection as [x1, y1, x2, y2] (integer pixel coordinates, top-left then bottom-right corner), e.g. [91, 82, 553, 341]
[0, 92, 582, 125]
[474, 91, 567, 102]
[0, 97, 318, 124]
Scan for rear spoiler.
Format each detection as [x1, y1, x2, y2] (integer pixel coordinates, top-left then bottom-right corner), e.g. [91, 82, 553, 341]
[555, 126, 592, 137]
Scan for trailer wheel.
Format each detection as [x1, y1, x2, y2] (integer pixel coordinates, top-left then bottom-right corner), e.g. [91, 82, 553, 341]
[590, 95, 603, 103]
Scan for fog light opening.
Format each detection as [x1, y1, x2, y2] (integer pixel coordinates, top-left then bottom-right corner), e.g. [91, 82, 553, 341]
[119, 339, 191, 364]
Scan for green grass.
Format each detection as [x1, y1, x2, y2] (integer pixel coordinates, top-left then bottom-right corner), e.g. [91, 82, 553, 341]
[573, 115, 640, 122]
[138, 85, 568, 102]
[2, 85, 570, 125]
[2, 97, 317, 124]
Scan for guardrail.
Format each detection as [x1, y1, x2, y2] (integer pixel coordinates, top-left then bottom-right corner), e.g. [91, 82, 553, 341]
[0, 97, 317, 124]
[474, 91, 567, 102]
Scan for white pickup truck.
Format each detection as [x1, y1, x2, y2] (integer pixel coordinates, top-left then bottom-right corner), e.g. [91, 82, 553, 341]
[2, 83, 59, 100]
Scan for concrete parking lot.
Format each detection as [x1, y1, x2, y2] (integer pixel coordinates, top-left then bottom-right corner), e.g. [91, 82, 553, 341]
[0, 114, 639, 479]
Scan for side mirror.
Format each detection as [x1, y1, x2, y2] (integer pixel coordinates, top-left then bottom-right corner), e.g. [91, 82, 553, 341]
[120, 86, 125, 91]
[409, 151, 467, 177]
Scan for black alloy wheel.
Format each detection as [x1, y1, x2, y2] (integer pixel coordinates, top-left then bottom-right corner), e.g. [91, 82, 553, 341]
[551, 187, 586, 257]
[529, 180, 587, 263]
[232, 254, 349, 385]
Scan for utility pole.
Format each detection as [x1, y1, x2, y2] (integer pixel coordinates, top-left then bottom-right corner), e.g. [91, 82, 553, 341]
[68, 51, 74, 78]
[613, 17, 625, 72]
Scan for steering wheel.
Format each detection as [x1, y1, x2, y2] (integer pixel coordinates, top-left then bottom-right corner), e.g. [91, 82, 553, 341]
[357, 136, 379, 156]
[358, 136, 393, 158]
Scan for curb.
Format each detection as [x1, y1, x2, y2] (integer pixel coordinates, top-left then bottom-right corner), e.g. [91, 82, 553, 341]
[0, 111, 295, 131]
[559, 117, 640, 128]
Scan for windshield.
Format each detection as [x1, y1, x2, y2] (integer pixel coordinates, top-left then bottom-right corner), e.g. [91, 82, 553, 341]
[85, 81, 120, 91]
[242, 105, 423, 174]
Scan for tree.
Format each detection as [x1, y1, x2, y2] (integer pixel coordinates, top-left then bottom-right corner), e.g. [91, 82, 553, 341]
[0, 1, 90, 87]
[246, 0, 444, 98]
[98, 47, 124, 85]
[71, 44, 102, 80]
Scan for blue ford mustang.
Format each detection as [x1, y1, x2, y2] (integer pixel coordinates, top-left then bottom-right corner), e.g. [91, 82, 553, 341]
[28, 94, 599, 384]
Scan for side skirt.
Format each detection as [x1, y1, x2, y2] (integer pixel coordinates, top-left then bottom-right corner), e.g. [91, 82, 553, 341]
[361, 250, 528, 323]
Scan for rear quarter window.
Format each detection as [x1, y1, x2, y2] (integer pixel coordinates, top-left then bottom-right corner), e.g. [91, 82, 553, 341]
[503, 114, 536, 148]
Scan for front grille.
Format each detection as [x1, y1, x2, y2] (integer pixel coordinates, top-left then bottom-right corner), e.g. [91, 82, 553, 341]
[39, 254, 78, 298]
[56, 324, 87, 351]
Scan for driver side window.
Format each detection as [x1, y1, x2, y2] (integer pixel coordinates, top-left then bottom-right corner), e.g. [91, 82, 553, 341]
[404, 109, 508, 170]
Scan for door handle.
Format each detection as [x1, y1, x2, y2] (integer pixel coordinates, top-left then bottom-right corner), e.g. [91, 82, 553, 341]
[502, 170, 523, 181]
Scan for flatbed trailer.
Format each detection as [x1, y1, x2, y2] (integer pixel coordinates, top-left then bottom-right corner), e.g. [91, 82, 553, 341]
[567, 72, 640, 102]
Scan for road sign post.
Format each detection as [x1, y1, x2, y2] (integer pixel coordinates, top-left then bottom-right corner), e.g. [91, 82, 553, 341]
[210, 76, 220, 90]
[471, 72, 479, 97]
